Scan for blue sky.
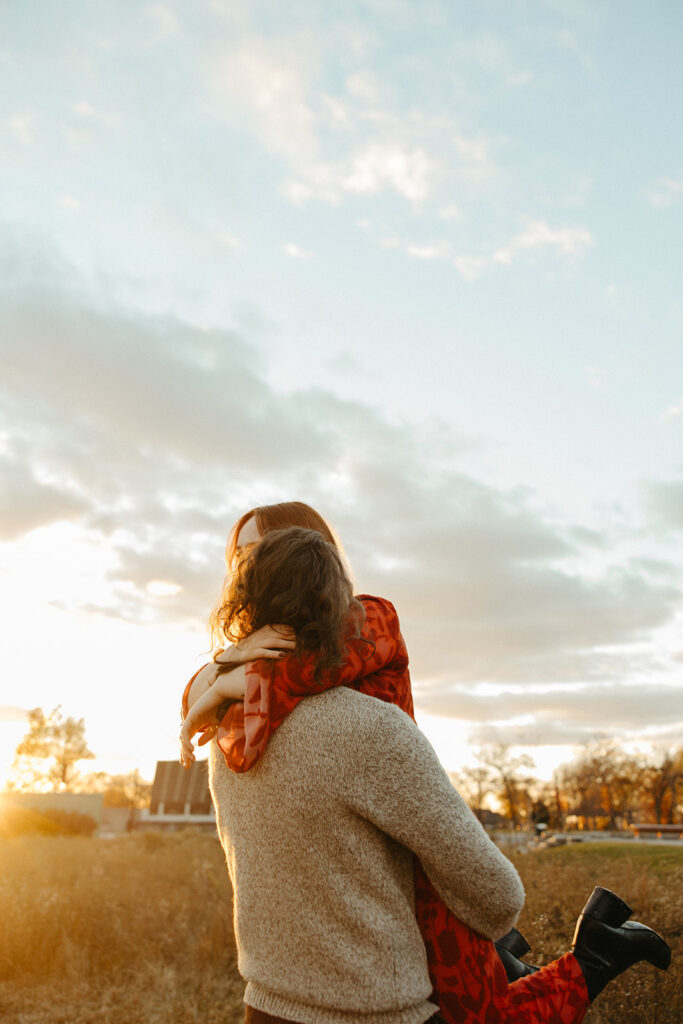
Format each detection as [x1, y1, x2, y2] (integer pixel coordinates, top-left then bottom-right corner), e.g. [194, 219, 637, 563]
[1, 0, 681, 783]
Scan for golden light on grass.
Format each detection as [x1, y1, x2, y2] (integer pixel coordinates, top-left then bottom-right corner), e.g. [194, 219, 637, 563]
[0, 833, 680, 1024]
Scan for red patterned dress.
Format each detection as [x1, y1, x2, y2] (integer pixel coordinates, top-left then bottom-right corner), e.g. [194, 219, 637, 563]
[186, 596, 589, 1024]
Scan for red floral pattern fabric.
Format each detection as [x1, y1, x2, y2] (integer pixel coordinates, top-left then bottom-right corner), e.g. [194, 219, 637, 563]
[186, 596, 589, 1024]
[414, 862, 589, 1023]
[216, 595, 413, 771]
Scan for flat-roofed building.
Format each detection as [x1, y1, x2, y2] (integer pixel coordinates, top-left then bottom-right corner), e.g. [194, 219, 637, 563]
[135, 759, 215, 831]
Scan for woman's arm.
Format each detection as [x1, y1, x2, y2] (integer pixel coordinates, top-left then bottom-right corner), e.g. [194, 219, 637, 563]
[246, 596, 408, 694]
[180, 664, 248, 767]
[180, 624, 297, 745]
[213, 624, 296, 667]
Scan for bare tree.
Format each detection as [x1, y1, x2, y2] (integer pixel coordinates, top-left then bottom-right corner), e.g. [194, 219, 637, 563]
[479, 743, 535, 828]
[450, 759, 496, 822]
[558, 740, 644, 829]
[640, 747, 682, 824]
[9, 706, 95, 792]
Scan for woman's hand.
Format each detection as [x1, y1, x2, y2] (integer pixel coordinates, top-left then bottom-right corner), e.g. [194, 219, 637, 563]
[180, 717, 200, 768]
[214, 624, 296, 665]
[180, 663, 249, 766]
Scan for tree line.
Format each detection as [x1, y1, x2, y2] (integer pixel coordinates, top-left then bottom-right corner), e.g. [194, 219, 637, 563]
[452, 740, 683, 830]
[5, 706, 682, 828]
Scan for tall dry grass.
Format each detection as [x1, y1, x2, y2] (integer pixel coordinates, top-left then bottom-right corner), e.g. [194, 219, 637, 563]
[0, 831, 243, 1024]
[0, 833, 680, 1023]
[512, 843, 682, 1024]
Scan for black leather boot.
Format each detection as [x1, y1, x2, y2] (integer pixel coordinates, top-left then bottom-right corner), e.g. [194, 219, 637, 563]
[495, 927, 540, 982]
[571, 886, 671, 1001]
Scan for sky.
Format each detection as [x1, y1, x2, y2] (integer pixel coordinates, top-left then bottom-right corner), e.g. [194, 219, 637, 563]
[1, 0, 682, 787]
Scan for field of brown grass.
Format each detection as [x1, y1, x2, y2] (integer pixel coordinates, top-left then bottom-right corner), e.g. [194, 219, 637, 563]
[0, 832, 680, 1024]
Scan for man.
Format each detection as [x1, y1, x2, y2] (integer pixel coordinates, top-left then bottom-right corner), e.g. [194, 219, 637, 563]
[209, 686, 525, 1024]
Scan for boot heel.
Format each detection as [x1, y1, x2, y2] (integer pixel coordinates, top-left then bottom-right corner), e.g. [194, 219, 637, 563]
[497, 927, 531, 957]
[580, 886, 632, 928]
[495, 928, 539, 982]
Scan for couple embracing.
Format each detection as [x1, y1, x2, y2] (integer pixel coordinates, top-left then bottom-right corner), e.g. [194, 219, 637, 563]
[180, 501, 670, 1024]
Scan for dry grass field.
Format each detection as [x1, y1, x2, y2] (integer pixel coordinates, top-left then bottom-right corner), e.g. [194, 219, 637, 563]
[0, 832, 680, 1024]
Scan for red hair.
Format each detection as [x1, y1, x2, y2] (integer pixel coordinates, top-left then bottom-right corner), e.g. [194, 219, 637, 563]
[212, 502, 352, 657]
[225, 501, 340, 569]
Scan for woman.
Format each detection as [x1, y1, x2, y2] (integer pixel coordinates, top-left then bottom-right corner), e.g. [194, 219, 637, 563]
[182, 502, 670, 1024]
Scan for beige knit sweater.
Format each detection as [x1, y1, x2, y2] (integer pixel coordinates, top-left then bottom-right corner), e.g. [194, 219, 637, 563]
[209, 688, 524, 1024]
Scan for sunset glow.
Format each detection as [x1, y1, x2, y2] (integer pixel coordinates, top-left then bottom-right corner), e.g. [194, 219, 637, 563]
[1, 1, 682, 788]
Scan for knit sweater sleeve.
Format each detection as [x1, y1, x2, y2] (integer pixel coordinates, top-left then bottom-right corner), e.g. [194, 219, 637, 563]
[354, 702, 525, 941]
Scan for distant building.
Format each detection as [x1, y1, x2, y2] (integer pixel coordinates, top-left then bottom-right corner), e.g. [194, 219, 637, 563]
[1, 790, 104, 824]
[134, 760, 216, 831]
[0, 791, 104, 835]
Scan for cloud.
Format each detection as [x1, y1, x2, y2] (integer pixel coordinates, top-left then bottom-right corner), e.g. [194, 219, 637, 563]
[283, 243, 315, 260]
[281, 141, 440, 206]
[438, 204, 461, 222]
[218, 230, 242, 249]
[379, 234, 451, 261]
[209, 35, 494, 208]
[1, 236, 681, 741]
[453, 255, 487, 280]
[363, 213, 594, 279]
[72, 102, 96, 118]
[344, 143, 435, 201]
[212, 40, 320, 166]
[647, 177, 683, 209]
[0, 441, 88, 539]
[147, 3, 180, 37]
[660, 399, 683, 421]
[450, 217, 594, 280]
[642, 479, 683, 533]
[493, 219, 594, 266]
[9, 115, 32, 145]
[462, 682, 683, 747]
[59, 195, 80, 211]
[506, 71, 533, 87]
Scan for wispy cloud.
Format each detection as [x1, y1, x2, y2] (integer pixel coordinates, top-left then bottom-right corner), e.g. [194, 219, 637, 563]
[210, 36, 494, 208]
[438, 204, 461, 222]
[217, 230, 242, 249]
[59, 195, 80, 211]
[212, 41, 320, 166]
[506, 70, 534, 87]
[660, 399, 683, 421]
[493, 219, 594, 265]
[283, 243, 315, 260]
[643, 479, 683, 533]
[8, 115, 32, 144]
[585, 366, 601, 388]
[380, 234, 451, 260]
[147, 3, 180, 37]
[72, 102, 96, 118]
[362, 214, 594, 278]
[647, 176, 683, 209]
[453, 255, 488, 280]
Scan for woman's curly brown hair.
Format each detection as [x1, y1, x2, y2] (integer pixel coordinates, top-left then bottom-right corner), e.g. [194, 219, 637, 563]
[209, 526, 365, 679]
